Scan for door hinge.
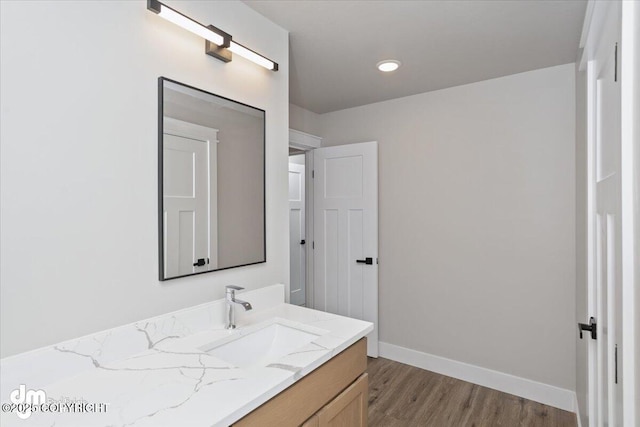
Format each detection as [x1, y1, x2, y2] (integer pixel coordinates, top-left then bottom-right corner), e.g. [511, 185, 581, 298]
[312, 241, 315, 249]
[312, 170, 315, 179]
[615, 344, 618, 384]
[614, 42, 618, 82]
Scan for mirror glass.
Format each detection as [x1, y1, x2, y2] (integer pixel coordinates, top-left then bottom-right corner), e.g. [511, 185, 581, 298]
[159, 78, 265, 281]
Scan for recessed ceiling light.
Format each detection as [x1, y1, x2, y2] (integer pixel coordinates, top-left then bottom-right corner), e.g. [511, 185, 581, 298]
[377, 60, 401, 72]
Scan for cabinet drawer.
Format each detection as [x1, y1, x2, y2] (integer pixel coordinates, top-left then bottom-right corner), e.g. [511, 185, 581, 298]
[233, 338, 367, 427]
[316, 373, 368, 427]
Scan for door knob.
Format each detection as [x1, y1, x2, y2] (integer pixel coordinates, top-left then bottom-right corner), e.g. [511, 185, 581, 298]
[578, 317, 597, 340]
[356, 257, 373, 265]
[300, 239, 306, 245]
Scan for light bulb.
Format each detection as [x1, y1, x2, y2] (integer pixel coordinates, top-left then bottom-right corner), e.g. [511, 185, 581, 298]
[377, 60, 401, 72]
[158, 4, 224, 46]
[229, 42, 277, 71]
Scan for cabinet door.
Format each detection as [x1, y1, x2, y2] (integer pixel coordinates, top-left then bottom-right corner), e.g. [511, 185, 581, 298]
[301, 415, 319, 427]
[316, 373, 368, 427]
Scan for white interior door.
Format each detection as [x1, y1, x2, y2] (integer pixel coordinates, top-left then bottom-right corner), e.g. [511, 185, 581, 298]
[289, 162, 306, 306]
[163, 118, 218, 278]
[588, 23, 624, 426]
[595, 49, 623, 427]
[313, 142, 378, 357]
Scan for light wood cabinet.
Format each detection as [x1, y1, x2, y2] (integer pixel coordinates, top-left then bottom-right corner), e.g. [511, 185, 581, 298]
[301, 415, 319, 427]
[233, 338, 367, 427]
[313, 373, 368, 427]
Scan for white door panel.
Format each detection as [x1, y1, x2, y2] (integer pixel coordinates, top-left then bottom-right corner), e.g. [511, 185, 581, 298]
[583, 2, 638, 424]
[289, 162, 306, 306]
[164, 134, 208, 278]
[314, 142, 378, 357]
[163, 118, 218, 279]
[589, 17, 623, 426]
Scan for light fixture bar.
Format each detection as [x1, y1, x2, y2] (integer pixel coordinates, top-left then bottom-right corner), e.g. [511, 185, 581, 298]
[228, 41, 278, 71]
[147, 0, 226, 47]
[147, 0, 278, 72]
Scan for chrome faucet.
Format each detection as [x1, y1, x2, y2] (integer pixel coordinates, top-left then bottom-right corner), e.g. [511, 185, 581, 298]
[225, 285, 252, 329]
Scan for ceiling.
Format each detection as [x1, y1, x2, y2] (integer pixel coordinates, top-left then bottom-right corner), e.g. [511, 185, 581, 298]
[244, 0, 587, 114]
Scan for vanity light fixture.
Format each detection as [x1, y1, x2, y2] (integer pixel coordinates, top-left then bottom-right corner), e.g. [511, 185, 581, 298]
[377, 60, 401, 72]
[147, 0, 278, 71]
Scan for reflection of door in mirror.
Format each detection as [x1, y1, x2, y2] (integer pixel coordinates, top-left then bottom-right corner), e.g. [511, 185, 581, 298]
[163, 118, 218, 278]
[159, 77, 265, 281]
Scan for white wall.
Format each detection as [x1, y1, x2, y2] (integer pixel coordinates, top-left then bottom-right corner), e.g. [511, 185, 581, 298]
[574, 63, 589, 425]
[320, 64, 576, 390]
[0, 0, 289, 357]
[290, 103, 322, 136]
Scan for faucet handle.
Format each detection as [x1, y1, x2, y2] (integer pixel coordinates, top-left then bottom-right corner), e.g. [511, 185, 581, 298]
[226, 285, 244, 292]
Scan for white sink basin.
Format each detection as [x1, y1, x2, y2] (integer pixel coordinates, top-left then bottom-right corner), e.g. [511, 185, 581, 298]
[200, 321, 322, 368]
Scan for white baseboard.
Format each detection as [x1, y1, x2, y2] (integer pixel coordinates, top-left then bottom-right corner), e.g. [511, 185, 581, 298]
[379, 341, 577, 413]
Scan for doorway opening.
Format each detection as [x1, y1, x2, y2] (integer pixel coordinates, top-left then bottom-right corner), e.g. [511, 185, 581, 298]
[287, 130, 321, 308]
[287, 130, 380, 357]
[289, 149, 307, 306]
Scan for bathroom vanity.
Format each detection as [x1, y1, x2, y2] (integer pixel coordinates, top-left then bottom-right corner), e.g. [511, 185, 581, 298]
[234, 338, 367, 426]
[0, 285, 373, 426]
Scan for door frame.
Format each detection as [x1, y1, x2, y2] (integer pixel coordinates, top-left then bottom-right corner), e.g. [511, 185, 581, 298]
[289, 129, 322, 307]
[619, 2, 639, 426]
[580, 0, 638, 424]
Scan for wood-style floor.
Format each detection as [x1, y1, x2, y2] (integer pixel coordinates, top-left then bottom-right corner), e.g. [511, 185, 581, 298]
[366, 357, 577, 427]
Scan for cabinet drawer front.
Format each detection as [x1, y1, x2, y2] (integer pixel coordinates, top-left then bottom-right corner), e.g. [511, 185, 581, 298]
[301, 415, 319, 427]
[233, 338, 367, 427]
[317, 373, 368, 427]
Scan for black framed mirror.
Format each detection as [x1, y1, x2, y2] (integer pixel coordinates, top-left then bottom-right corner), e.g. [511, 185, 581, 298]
[158, 77, 265, 281]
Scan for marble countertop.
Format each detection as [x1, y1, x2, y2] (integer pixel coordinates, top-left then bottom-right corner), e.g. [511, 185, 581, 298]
[0, 285, 373, 427]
